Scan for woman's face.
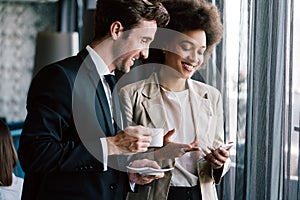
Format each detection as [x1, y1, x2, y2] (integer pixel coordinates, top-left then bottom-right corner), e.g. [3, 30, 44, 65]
[164, 29, 206, 79]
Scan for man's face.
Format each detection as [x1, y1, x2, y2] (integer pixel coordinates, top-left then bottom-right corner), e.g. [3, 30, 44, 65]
[112, 20, 157, 73]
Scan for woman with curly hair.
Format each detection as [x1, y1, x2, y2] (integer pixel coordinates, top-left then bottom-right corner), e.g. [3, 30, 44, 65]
[119, 0, 231, 199]
[0, 120, 23, 199]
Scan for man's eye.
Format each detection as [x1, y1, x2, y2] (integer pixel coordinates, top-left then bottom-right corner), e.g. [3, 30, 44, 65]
[141, 39, 149, 44]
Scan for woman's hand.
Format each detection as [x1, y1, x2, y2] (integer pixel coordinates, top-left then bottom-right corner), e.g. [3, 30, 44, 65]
[203, 145, 231, 169]
[154, 129, 200, 161]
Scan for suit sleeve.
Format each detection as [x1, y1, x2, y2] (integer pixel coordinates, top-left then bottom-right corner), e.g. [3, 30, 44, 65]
[18, 65, 105, 173]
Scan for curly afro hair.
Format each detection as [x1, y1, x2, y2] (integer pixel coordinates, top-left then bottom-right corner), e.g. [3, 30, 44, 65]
[148, 0, 223, 66]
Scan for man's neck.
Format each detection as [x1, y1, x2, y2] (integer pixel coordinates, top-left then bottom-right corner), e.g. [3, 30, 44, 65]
[90, 38, 115, 73]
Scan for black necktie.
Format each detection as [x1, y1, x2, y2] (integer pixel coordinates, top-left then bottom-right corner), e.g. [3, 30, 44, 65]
[104, 74, 116, 93]
[104, 74, 121, 132]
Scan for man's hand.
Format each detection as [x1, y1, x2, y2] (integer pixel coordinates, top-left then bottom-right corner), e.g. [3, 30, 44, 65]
[154, 129, 200, 161]
[106, 126, 152, 155]
[128, 159, 164, 185]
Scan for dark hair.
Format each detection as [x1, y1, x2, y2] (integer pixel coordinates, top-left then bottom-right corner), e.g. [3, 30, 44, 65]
[147, 0, 223, 66]
[94, 0, 170, 40]
[0, 120, 18, 186]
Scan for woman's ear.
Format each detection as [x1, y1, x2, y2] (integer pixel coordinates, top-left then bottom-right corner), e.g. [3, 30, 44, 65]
[162, 45, 169, 54]
[110, 21, 124, 40]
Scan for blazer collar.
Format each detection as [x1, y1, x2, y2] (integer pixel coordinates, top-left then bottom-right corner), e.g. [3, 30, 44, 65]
[187, 79, 214, 144]
[141, 75, 212, 116]
[141, 74, 210, 99]
[78, 48, 89, 61]
[139, 73, 214, 134]
[141, 73, 161, 98]
[141, 73, 169, 129]
[187, 79, 212, 116]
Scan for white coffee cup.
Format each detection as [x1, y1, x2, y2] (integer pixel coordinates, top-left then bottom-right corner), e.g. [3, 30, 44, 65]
[149, 128, 164, 147]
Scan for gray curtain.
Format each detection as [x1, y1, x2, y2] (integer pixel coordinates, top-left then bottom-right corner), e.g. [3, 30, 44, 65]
[198, 0, 297, 199]
[59, 0, 78, 32]
[245, 0, 294, 199]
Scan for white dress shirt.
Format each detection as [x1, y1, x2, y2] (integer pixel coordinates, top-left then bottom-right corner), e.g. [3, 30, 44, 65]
[86, 45, 114, 171]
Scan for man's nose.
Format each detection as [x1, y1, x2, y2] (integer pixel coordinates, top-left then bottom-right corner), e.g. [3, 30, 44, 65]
[140, 48, 149, 59]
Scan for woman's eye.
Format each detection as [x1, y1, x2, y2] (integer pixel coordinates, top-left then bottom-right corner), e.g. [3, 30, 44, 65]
[179, 42, 193, 50]
[198, 51, 204, 55]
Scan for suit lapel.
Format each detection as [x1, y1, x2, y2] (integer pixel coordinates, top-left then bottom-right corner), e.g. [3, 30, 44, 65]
[82, 52, 115, 136]
[138, 75, 214, 143]
[95, 78, 115, 136]
[141, 74, 169, 130]
[187, 79, 213, 146]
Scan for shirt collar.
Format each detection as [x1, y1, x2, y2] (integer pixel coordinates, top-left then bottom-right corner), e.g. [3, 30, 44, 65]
[86, 45, 114, 76]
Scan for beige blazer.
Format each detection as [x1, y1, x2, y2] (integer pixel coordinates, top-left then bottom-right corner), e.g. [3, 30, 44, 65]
[119, 73, 230, 200]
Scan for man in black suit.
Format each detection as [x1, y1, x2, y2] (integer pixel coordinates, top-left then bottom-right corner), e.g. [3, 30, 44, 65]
[18, 0, 169, 199]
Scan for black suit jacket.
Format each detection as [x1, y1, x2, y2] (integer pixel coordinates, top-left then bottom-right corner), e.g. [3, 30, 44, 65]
[18, 49, 129, 200]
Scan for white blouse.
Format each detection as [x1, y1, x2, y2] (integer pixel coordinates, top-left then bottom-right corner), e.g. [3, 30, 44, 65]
[161, 88, 199, 187]
[0, 173, 23, 200]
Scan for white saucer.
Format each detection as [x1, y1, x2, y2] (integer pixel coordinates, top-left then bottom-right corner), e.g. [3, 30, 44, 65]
[126, 166, 174, 175]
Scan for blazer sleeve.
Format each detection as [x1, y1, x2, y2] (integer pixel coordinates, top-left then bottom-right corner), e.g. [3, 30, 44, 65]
[211, 91, 231, 184]
[119, 86, 135, 127]
[18, 64, 105, 173]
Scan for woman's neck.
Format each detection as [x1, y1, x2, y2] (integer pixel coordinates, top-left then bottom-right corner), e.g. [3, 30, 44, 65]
[158, 69, 187, 92]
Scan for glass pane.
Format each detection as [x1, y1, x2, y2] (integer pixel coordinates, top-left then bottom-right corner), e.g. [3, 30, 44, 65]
[289, 0, 300, 198]
[223, 0, 248, 199]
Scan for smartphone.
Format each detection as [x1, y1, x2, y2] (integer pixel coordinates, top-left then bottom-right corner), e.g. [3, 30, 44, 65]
[219, 142, 234, 151]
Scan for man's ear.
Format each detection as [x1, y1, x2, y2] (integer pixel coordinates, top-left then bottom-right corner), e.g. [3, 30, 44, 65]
[110, 21, 124, 40]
